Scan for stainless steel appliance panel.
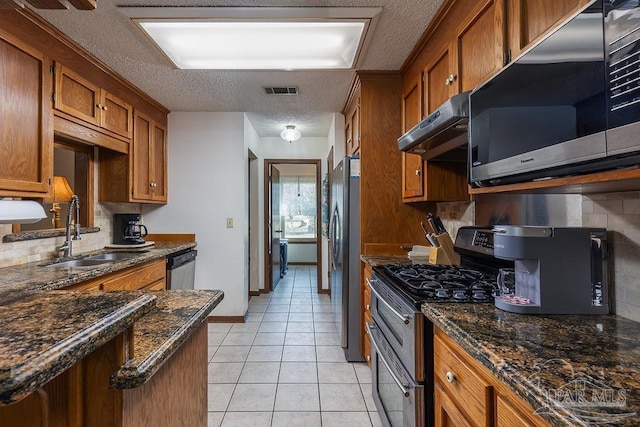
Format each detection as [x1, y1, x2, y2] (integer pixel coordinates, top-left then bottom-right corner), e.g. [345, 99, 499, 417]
[166, 249, 197, 290]
[329, 157, 363, 362]
[605, 0, 640, 155]
[368, 322, 425, 427]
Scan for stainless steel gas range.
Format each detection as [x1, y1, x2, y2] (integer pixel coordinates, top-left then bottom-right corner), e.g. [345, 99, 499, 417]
[366, 226, 513, 427]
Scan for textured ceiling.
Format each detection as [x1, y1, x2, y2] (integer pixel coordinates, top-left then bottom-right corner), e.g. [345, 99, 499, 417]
[34, 0, 444, 137]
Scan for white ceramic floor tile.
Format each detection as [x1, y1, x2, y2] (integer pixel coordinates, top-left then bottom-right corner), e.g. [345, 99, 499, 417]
[271, 412, 321, 427]
[227, 383, 277, 412]
[288, 312, 314, 322]
[360, 383, 376, 411]
[317, 362, 358, 383]
[220, 332, 256, 346]
[312, 304, 333, 313]
[207, 384, 236, 411]
[278, 362, 318, 383]
[208, 346, 218, 362]
[288, 304, 313, 313]
[220, 412, 272, 427]
[316, 345, 347, 362]
[262, 312, 289, 322]
[286, 321, 314, 333]
[230, 322, 260, 333]
[274, 383, 320, 411]
[208, 333, 227, 346]
[314, 322, 339, 333]
[266, 304, 291, 313]
[245, 312, 265, 322]
[315, 332, 341, 346]
[282, 345, 316, 362]
[257, 321, 287, 333]
[369, 411, 384, 427]
[238, 362, 280, 383]
[208, 412, 224, 427]
[246, 345, 283, 362]
[313, 312, 335, 322]
[319, 384, 367, 411]
[252, 332, 286, 346]
[208, 323, 233, 333]
[211, 346, 251, 363]
[321, 411, 373, 427]
[353, 362, 373, 384]
[247, 305, 267, 313]
[285, 332, 316, 345]
[208, 362, 244, 384]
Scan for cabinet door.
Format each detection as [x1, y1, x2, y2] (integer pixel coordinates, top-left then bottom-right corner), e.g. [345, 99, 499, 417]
[508, 0, 591, 59]
[54, 64, 100, 126]
[150, 121, 167, 202]
[132, 110, 153, 201]
[452, 0, 506, 93]
[0, 30, 52, 196]
[99, 91, 133, 140]
[435, 385, 474, 427]
[424, 47, 453, 115]
[401, 75, 425, 199]
[350, 102, 361, 155]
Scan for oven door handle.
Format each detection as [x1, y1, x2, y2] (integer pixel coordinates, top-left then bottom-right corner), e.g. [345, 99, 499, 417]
[366, 278, 411, 325]
[366, 322, 411, 397]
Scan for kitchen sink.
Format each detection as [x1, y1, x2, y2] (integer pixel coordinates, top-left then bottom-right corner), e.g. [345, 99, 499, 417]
[85, 252, 141, 261]
[46, 259, 113, 268]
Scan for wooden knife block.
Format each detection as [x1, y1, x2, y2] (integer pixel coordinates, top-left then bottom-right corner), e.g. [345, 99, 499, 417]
[428, 233, 460, 265]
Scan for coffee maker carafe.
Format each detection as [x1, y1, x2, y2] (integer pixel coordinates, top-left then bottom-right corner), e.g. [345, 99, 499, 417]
[113, 213, 148, 245]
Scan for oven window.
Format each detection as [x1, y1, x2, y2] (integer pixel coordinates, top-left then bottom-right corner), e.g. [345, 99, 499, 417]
[377, 300, 404, 345]
[376, 357, 405, 427]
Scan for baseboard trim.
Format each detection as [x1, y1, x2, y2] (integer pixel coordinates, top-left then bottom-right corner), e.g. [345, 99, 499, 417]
[208, 310, 248, 323]
[259, 288, 270, 294]
[288, 262, 317, 266]
[318, 288, 330, 295]
[249, 290, 260, 297]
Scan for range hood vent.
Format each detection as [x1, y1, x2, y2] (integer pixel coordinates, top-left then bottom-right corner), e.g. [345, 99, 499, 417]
[398, 91, 470, 161]
[264, 86, 299, 95]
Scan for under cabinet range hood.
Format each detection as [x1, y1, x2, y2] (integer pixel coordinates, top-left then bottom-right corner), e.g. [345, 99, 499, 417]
[398, 91, 471, 160]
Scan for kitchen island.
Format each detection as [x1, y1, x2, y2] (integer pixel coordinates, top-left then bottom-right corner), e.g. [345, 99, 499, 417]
[0, 243, 223, 426]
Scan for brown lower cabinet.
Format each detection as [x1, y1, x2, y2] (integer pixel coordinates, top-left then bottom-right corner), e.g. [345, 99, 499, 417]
[434, 327, 550, 427]
[64, 258, 166, 291]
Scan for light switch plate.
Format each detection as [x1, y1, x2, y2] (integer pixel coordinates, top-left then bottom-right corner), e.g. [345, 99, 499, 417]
[226, 218, 233, 228]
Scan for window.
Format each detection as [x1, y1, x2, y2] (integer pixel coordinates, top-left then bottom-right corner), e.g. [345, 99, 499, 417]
[281, 175, 316, 240]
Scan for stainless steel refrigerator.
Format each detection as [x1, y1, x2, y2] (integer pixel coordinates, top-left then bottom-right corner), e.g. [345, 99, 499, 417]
[329, 157, 363, 362]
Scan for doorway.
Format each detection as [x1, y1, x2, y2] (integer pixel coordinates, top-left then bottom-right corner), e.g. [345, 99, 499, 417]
[264, 159, 322, 294]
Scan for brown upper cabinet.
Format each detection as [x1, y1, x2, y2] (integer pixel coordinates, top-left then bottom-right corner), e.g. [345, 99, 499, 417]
[400, 0, 594, 201]
[99, 110, 167, 204]
[345, 92, 361, 156]
[0, 29, 52, 198]
[54, 63, 133, 141]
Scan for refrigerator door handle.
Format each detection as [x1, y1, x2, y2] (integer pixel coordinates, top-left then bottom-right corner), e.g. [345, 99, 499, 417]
[329, 204, 339, 270]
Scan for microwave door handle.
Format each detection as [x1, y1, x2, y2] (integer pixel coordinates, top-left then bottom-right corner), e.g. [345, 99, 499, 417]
[366, 322, 411, 397]
[366, 278, 411, 324]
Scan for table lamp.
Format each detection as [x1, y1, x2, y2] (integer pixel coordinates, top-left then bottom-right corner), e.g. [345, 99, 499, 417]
[50, 176, 75, 228]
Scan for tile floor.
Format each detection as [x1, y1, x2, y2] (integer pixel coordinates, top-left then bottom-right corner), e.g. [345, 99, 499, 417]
[207, 265, 382, 427]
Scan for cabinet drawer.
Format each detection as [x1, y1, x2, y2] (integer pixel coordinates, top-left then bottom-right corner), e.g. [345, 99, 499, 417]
[103, 258, 165, 290]
[64, 280, 103, 291]
[364, 287, 371, 313]
[363, 334, 372, 366]
[434, 333, 492, 425]
[143, 279, 166, 291]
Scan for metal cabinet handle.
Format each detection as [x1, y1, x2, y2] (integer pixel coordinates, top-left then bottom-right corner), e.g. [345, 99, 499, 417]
[366, 304, 371, 311]
[102, 105, 108, 111]
[446, 371, 457, 383]
[445, 74, 458, 86]
[366, 322, 410, 397]
[415, 169, 420, 176]
[366, 278, 411, 324]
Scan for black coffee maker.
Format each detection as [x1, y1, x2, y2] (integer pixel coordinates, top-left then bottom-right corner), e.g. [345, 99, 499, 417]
[113, 213, 148, 245]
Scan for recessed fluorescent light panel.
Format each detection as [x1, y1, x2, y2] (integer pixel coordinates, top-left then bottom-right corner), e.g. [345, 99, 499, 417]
[120, 7, 381, 70]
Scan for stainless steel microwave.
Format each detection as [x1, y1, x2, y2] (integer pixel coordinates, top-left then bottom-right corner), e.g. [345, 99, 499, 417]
[469, 0, 640, 187]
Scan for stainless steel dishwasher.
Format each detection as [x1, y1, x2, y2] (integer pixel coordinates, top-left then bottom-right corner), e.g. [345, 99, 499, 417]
[166, 249, 197, 290]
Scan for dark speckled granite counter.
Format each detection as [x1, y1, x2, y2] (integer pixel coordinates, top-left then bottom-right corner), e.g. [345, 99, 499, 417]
[0, 290, 156, 404]
[111, 290, 223, 389]
[0, 242, 225, 407]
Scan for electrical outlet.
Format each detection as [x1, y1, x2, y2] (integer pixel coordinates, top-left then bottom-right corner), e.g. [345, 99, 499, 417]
[226, 218, 233, 228]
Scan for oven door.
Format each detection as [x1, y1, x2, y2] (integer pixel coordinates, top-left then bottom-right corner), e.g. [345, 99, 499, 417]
[367, 321, 425, 427]
[367, 275, 424, 381]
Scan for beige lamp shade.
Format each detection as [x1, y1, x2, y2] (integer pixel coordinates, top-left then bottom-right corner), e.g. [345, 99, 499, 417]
[52, 176, 74, 203]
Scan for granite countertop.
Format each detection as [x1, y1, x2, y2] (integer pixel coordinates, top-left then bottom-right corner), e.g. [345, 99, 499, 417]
[423, 303, 640, 426]
[360, 254, 413, 267]
[111, 290, 224, 389]
[0, 290, 156, 404]
[0, 242, 196, 298]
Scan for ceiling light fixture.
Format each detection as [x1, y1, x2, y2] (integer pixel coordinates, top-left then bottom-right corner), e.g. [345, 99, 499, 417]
[120, 7, 381, 70]
[281, 125, 301, 143]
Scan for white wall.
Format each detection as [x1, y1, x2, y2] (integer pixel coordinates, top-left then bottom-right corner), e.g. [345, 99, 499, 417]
[143, 112, 248, 317]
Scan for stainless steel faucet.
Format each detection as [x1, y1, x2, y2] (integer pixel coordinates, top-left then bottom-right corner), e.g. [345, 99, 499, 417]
[58, 195, 81, 258]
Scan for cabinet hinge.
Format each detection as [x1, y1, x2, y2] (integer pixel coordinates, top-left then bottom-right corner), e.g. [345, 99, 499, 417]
[504, 49, 512, 65]
[131, 187, 134, 196]
[50, 64, 55, 74]
[51, 93, 56, 103]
